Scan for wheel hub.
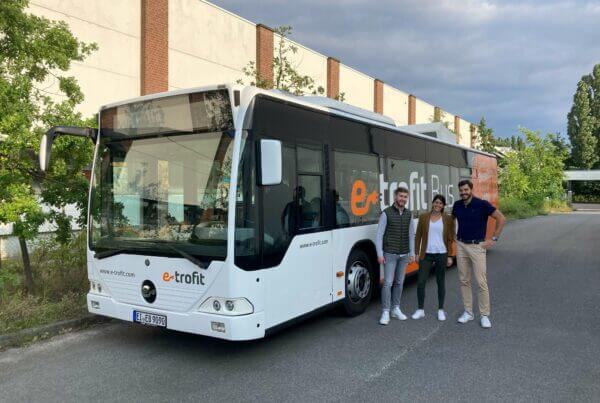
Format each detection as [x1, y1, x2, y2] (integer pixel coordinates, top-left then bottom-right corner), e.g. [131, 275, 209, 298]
[347, 261, 371, 302]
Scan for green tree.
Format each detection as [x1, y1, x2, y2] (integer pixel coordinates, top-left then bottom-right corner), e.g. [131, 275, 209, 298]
[581, 63, 600, 160]
[499, 128, 567, 205]
[516, 136, 525, 151]
[493, 137, 511, 147]
[0, 0, 96, 293]
[567, 79, 598, 169]
[237, 26, 340, 98]
[548, 132, 571, 168]
[476, 117, 495, 153]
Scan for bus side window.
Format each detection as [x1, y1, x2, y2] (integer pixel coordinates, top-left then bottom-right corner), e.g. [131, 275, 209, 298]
[297, 175, 322, 229]
[263, 144, 297, 267]
[296, 145, 324, 230]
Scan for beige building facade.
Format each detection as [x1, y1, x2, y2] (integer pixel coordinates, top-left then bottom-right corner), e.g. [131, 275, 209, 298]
[27, 0, 478, 146]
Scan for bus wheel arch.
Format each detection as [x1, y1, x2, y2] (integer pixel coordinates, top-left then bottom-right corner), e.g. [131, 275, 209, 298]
[342, 241, 378, 316]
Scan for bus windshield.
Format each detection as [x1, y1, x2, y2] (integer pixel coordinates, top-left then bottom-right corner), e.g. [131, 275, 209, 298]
[90, 90, 235, 261]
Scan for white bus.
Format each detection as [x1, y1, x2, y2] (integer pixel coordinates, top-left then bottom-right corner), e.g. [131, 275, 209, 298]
[40, 84, 498, 340]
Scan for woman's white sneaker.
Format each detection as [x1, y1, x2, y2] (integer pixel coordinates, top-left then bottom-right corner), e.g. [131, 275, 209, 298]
[391, 306, 407, 320]
[437, 310, 447, 321]
[379, 310, 390, 325]
[480, 316, 492, 328]
[457, 311, 474, 324]
[411, 309, 425, 319]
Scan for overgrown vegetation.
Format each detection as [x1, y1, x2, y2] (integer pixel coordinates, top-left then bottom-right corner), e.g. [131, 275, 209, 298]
[498, 128, 570, 219]
[0, 0, 96, 295]
[0, 1, 95, 335]
[0, 232, 88, 334]
[237, 25, 345, 100]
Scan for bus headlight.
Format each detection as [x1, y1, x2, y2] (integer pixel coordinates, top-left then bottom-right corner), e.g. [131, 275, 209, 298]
[199, 297, 253, 316]
[89, 280, 109, 296]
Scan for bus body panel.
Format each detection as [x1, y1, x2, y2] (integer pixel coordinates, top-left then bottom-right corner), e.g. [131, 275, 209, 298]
[472, 154, 499, 239]
[87, 293, 266, 340]
[330, 224, 378, 297]
[90, 253, 224, 312]
[260, 231, 333, 329]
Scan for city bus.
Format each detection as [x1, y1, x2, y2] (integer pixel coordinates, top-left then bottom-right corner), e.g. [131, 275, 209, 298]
[39, 84, 498, 340]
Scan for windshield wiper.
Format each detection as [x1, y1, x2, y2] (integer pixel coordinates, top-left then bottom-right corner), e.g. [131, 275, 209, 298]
[93, 241, 210, 269]
[94, 248, 126, 259]
[164, 244, 210, 270]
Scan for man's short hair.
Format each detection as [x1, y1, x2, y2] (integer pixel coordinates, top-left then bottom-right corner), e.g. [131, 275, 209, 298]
[394, 186, 409, 196]
[458, 179, 473, 189]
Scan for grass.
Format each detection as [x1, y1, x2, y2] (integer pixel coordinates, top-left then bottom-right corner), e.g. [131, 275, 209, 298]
[0, 232, 89, 335]
[499, 197, 572, 220]
[0, 293, 87, 334]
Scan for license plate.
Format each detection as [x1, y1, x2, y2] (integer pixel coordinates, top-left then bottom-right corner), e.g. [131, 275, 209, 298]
[133, 311, 167, 328]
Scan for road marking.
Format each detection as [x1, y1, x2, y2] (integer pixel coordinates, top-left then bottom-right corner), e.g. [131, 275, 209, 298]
[366, 325, 442, 382]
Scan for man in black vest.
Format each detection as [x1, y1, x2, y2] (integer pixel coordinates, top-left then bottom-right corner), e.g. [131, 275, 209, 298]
[376, 187, 415, 325]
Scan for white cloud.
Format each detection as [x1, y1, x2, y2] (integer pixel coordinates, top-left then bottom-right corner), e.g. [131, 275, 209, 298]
[211, 0, 600, 137]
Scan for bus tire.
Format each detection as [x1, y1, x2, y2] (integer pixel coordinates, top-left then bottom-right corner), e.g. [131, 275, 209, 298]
[343, 248, 375, 316]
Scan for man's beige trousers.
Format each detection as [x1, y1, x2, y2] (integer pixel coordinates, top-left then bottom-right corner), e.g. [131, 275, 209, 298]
[456, 241, 490, 316]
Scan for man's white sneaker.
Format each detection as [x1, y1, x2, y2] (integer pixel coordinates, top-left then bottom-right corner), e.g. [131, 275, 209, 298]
[438, 310, 447, 321]
[412, 309, 425, 320]
[379, 311, 390, 325]
[457, 311, 474, 324]
[391, 307, 407, 320]
[480, 316, 492, 328]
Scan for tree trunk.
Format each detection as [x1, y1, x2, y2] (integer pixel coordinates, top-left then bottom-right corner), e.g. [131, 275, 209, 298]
[18, 236, 34, 294]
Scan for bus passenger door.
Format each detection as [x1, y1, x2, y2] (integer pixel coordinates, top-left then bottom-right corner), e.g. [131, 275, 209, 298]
[262, 144, 332, 324]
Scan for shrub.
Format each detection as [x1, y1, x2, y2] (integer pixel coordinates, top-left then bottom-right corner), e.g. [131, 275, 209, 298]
[499, 128, 568, 207]
[499, 197, 540, 219]
[0, 232, 88, 333]
[0, 231, 87, 304]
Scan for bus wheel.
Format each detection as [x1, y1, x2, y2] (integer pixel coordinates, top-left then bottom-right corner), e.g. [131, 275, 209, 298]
[343, 249, 374, 316]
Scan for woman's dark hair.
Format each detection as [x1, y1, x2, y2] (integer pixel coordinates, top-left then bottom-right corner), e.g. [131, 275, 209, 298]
[431, 194, 446, 207]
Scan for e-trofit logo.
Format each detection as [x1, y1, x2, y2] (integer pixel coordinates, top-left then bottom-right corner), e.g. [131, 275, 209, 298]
[162, 271, 205, 285]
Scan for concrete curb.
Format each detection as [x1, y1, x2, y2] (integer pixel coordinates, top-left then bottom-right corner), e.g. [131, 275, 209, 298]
[0, 315, 112, 350]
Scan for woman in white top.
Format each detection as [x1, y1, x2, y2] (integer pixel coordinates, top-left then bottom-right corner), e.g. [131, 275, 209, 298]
[412, 194, 456, 321]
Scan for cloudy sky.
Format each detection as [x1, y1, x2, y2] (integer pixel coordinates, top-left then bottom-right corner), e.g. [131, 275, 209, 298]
[211, 0, 600, 139]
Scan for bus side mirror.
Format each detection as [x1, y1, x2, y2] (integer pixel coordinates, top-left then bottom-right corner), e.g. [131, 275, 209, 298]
[259, 139, 282, 186]
[39, 126, 97, 171]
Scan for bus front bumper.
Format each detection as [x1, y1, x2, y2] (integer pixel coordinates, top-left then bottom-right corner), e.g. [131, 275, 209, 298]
[87, 294, 265, 341]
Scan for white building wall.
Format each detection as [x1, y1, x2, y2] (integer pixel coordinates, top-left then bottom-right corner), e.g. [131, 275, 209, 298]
[25, 0, 479, 147]
[273, 36, 328, 94]
[27, 0, 141, 117]
[415, 98, 435, 124]
[168, 0, 256, 90]
[441, 110, 455, 132]
[471, 125, 480, 148]
[383, 85, 409, 125]
[339, 65, 374, 111]
[459, 118, 472, 147]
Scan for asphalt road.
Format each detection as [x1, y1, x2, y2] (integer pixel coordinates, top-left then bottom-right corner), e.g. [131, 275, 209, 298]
[1, 213, 599, 402]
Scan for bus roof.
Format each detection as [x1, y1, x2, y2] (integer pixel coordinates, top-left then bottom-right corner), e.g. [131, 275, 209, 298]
[99, 83, 496, 159]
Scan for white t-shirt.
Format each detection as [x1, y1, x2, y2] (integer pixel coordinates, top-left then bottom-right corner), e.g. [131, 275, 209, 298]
[426, 217, 447, 254]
